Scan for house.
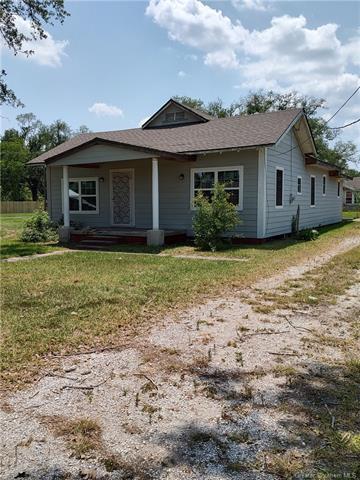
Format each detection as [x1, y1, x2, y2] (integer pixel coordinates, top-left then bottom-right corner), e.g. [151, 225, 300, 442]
[29, 98, 345, 246]
[343, 177, 360, 206]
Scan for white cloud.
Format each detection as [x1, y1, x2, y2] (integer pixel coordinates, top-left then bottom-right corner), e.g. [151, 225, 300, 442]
[232, 0, 269, 12]
[11, 16, 68, 67]
[146, 0, 360, 141]
[88, 102, 124, 117]
[178, 70, 187, 77]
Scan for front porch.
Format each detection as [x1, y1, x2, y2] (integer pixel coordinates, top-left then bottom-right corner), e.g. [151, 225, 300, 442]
[70, 227, 187, 248]
[56, 153, 191, 246]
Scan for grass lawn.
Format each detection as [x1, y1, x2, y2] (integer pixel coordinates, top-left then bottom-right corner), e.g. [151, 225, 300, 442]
[343, 210, 360, 219]
[1, 220, 359, 388]
[0, 213, 63, 259]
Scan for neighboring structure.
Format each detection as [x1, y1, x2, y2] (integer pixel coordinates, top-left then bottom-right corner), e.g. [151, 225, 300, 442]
[29, 98, 345, 245]
[343, 177, 360, 206]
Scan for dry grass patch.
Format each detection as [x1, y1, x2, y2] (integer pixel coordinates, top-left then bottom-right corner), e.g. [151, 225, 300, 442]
[41, 416, 102, 459]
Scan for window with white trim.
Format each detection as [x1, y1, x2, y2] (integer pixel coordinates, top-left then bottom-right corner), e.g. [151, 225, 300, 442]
[310, 175, 316, 207]
[297, 176, 302, 195]
[322, 175, 327, 196]
[345, 191, 353, 204]
[165, 111, 185, 123]
[191, 166, 243, 209]
[62, 178, 99, 214]
[275, 167, 284, 207]
[337, 181, 341, 197]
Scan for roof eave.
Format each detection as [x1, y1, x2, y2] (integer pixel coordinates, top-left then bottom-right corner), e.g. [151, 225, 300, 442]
[29, 137, 195, 165]
[179, 143, 274, 156]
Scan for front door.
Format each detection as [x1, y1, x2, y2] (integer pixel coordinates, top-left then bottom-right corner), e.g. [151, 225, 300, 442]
[110, 169, 134, 226]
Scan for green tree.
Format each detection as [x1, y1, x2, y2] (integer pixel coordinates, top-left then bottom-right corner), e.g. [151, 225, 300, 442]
[0, 0, 69, 106]
[1, 114, 90, 200]
[0, 138, 29, 200]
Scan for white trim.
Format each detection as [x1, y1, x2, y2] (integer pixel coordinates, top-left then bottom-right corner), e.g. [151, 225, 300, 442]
[297, 175, 302, 195]
[257, 148, 267, 238]
[322, 174, 327, 196]
[275, 166, 284, 209]
[274, 111, 304, 148]
[310, 175, 316, 207]
[190, 165, 244, 211]
[152, 158, 159, 230]
[109, 169, 135, 226]
[61, 176, 99, 215]
[63, 166, 70, 226]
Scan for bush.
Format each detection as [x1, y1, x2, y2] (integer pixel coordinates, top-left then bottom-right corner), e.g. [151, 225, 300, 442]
[192, 183, 240, 251]
[20, 209, 58, 243]
[297, 228, 320, 241]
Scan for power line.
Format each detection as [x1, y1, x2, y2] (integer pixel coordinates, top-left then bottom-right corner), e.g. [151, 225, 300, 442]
[326, 86, 360, 124]
[269, 85, 360, 157]
[329, 118, 360, 130]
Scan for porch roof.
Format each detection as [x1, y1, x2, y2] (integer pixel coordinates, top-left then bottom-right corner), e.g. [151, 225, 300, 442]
[28, 108, 303, 165]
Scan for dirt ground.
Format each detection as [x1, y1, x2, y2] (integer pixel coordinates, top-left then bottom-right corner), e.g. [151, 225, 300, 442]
[1, 238, 359, 480]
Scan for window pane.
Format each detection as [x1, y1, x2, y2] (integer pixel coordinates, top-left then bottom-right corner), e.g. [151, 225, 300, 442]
[297, 178, 302, 193]
[194, 171, 214, 189]
[218, 170, 239, 187]
[226, 189, 239, 205]
[276, 169, 283, 206]
[81, 196, 97, 211]
[323, 177, 326, 194]
[175, 111, 185, 121]
[69, 198, 79, 211]
[311, 177, 316, 205]
[81, 180, 96, 195]
[69, 181, 79, 195]
[165, 112, 175, 122]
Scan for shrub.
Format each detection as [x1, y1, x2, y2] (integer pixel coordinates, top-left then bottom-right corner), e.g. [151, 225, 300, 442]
[20, 209, 58, 243]
[192, 182, 240, 251]
[297, 228, 320, 241]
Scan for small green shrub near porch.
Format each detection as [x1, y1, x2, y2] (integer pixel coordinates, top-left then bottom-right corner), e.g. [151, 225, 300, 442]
[193, 183, 240, 251]
[20, 209, 58, 243]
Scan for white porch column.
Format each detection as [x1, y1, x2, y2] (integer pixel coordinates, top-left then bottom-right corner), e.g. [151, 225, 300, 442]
[62, 165, 70, 227]
[152, 157, 159, 230]
[147, 157, 164, 246]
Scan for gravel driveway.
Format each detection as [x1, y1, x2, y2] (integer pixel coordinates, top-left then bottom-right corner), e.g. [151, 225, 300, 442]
[1, 238, 359, 480]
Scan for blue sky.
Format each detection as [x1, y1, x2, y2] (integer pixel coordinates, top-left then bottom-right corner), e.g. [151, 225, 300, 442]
[1, 0, 359, 159]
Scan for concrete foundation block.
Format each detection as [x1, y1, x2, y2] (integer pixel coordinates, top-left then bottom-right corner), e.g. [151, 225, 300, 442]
[146, 229, 164, 246]
[59, 226, 71, 243]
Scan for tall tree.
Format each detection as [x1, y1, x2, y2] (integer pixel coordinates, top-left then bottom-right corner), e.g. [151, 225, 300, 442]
[0, 137, 29, 200]
[0, 0, 69, 106]
[0, 114, 90, 200]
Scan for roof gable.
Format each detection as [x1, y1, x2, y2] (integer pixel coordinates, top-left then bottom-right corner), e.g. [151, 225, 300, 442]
[142, 98, 212, 129]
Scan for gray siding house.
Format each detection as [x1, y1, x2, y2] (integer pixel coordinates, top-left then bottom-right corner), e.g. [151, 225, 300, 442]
[29, 99, 344, 245]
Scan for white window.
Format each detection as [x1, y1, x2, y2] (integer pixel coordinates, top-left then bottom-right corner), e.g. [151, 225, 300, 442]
[275, 167, 284, 208]
[62, 177, 99, 214]
[322, 175, 327, 196]
[337, 181, 341, 197]
[297, 176, 302, 195]
[165, 111, 185, 123]
[345, 191, 353, 204]
[190, 166, 244, 210]
[310, 175, 316, 207]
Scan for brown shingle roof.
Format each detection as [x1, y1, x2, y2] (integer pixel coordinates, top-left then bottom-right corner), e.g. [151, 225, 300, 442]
[344, 177, 360, 191]
[28, 108, 303, 164]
